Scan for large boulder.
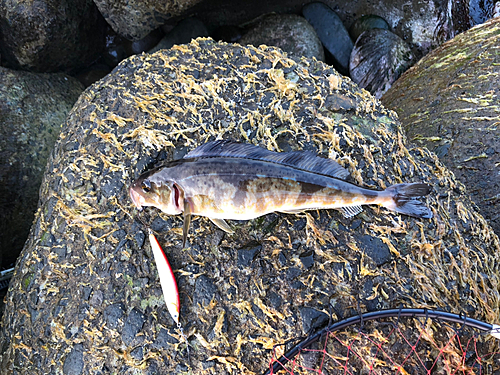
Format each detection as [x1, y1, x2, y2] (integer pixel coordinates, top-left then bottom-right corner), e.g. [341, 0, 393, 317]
[382, 17, 500, 236]
[0, 39, 498, 374]
[0, 0, 107, 72]
[0, 67, 84, 270]
[93, 0, 203, 41]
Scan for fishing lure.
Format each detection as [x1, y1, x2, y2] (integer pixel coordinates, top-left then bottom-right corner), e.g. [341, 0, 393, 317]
[148, 228, 180, 324]
[147, 228, 189, 357]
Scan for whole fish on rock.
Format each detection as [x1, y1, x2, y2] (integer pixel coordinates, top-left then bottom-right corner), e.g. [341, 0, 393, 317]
[129, 141, 432, 246]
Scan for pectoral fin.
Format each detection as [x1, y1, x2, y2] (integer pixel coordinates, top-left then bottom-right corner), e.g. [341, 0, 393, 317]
[182, 201, 192, 248]
[210, 218, 234, 234]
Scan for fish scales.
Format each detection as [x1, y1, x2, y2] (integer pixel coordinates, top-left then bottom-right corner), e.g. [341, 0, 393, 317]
[145, 158, 380, 219]
[129, 141, 432, 246]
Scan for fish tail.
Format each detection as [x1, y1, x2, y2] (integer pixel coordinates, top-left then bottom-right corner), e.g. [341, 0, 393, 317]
[382, 183, 433, 219]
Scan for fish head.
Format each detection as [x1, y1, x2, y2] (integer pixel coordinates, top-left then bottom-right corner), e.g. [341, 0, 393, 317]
[129, 174, 184, 215]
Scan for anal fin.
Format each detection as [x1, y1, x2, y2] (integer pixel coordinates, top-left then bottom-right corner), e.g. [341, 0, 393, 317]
[340, 205, 363, 218]
[210, 218, 234, 234]
[279, 209, 306, 214]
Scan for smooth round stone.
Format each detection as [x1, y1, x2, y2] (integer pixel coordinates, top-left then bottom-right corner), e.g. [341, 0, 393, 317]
[149, 17, 208, 53]
[303, 2, 353, 73]
[239, 14, 324, 61]
[349, 14, 390, 42]
[350, 29, 413, 99]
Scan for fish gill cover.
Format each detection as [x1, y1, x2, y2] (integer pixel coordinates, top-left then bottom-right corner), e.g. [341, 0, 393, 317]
[0, 38, 498, 374]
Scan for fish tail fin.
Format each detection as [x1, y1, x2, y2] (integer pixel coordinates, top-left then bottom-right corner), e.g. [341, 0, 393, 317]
[382, 183, 433, 219]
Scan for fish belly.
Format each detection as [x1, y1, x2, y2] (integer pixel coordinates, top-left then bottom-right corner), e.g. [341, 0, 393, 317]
[187, 176, 380, 220]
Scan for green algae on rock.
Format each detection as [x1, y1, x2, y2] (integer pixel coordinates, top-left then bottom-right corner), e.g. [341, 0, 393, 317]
[0, 38, 499, 374]
[382, 17, 500, 236]
[0, 67, 85, 270]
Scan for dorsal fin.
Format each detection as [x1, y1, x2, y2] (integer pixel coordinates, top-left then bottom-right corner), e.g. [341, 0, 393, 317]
[184, 140, 349, 180]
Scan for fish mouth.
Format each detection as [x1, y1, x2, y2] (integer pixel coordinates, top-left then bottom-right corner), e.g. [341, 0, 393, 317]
[129, 186, 144, 210]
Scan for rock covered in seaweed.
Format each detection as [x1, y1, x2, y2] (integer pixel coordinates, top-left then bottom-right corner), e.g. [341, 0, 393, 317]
[382, 17, 500, 236]
[0, 38, 499, 374]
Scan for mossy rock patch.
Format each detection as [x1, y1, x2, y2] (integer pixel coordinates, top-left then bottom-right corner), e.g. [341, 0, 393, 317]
[1, 39, 499, 374]
[382, 17, 500, 236]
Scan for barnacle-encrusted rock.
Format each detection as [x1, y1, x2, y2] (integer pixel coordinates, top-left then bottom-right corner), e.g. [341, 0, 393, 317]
[1, 38, 499, 374]
[382, 17, 500, 236]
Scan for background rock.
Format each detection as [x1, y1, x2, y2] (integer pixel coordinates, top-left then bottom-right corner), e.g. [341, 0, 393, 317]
[349, 14, 390, 42]
[350, 29, 413, 99]
[0, 67, 84, 270]
[0, 0, 107, 72]
[93, 0, 204, 40]
[1, 39, 499, 374]
[382, 17, 500, 236]
[302, 2, 352, 73]
[186, 0, 479, 62]
[149, 17, 208, 54]
[239, 13, 325, 62]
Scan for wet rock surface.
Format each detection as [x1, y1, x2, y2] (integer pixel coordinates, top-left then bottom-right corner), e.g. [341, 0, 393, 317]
[0, 0, 107, 72]
[1, 39, 499, 374]
[302, 2, 353, 73]
[94, 0, 203, 40]
[0, 67, 84, 269]
[239, 13, 325, 62]
[350, 29, 413, 99]
[382, 17, 500, 236]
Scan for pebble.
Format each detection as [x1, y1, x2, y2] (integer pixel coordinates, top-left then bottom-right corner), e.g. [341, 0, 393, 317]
[237, 242, 262, 267]
[299, 306, 329, 333]
[356, 233, 392, 266]
[122, 308, 145, 345]
[302, 2, 353, 73]
[62, 344, 84, 375]
[350, 29, 413, 99]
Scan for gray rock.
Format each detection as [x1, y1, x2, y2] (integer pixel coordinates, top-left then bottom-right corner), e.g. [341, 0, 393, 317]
[0, 40, 498, 374]
[0, 67, 84, 269]
[239, 14, 325, 61]
[302, 2, 353, 73]
[350, 29, 413, 99]
[237, 242, 262, 268]
[93, 0, 203, 40]
[349, 14, 391, 42]
[0, 0, 106, 72]
[149, 17, 208, 53]
[62, 344, 84, 375]
[382, 17, 500, 235]
[299, 306, 329, 334]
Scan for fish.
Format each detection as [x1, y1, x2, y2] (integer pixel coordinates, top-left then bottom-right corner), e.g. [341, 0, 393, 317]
[129, 140, 432, 246]
[147, 228, 180, 324]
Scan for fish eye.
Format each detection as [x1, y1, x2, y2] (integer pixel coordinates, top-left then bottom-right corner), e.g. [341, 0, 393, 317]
[141, 179, 152, 193]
